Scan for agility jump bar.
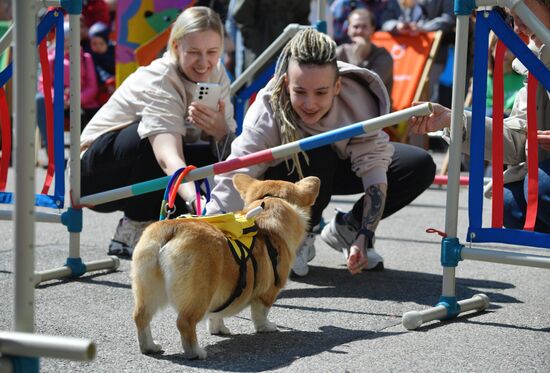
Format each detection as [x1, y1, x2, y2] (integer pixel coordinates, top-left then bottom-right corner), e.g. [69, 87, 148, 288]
[79, 103, 433, 207]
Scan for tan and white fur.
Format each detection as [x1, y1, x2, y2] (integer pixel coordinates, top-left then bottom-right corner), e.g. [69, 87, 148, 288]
[131, 174, 320, 359]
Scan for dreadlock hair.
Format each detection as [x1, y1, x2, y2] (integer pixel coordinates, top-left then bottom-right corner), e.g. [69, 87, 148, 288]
[270, 28, 338, 179]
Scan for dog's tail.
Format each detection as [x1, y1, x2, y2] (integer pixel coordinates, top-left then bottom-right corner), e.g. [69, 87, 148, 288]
[132, 221, 180, 261]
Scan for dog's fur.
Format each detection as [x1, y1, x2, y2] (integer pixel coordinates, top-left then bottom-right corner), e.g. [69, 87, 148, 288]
[131, 174, 320, 359]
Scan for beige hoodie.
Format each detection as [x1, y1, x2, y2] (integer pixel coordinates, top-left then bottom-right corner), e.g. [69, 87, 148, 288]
[206, 61, 394, 214]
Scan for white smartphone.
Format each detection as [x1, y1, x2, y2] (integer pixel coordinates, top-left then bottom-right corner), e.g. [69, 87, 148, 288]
[191, 82, 222, 110]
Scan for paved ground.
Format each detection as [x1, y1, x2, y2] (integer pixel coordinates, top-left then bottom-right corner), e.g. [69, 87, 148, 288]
[1, 151, 550, 372]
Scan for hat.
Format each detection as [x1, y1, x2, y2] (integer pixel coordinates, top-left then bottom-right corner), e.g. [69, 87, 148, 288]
[88, 22, 110, 43]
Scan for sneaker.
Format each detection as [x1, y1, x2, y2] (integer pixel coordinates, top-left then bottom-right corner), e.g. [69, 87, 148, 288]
[291, 232, 316, 277]
[364, 248, 384, 271]
[108, 216, 153, 257]
[320, 210, 384, 270]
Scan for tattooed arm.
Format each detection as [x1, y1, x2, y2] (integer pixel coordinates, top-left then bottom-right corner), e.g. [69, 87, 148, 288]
[347, 183, 387, 275]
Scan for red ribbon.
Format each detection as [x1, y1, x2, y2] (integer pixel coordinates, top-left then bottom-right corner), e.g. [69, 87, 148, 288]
[524, 73, 539, 231]
[491, 40, 506, 228]
[39, 39, 55, 195]
[0, 87, 11, 191]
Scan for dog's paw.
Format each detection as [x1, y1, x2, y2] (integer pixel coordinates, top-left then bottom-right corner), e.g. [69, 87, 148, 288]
[183, 346, 207, 360]
[140, 341, 162, 354]
[210, 324, 231, 335]
[255, 320, 278, 333]
[208, 318, 231, 335]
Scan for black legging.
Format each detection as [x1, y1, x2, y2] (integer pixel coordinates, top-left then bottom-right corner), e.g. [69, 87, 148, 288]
[264, 142, 436, 227]
[81, 122, 217, 221]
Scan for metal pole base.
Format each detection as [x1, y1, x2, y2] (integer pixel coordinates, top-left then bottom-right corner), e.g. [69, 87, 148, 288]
[402, 294, 490, 330]
[34, 257, 120, 286]
[0, 331, 96, 361]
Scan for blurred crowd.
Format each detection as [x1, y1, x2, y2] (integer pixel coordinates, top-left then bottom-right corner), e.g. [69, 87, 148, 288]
[0, 0, 528, 129]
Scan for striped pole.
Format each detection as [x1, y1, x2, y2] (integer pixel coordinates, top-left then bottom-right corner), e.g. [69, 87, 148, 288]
[80, 103, 433, 207]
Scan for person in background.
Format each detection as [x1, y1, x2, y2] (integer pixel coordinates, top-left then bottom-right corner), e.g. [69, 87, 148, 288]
[223, 30, 236, 80]
[81, 0, 110, 29]
[409, 0, 550, 232]
[194, 0, 230, 23]
[88, 21, 116, 105]
[232, 0, 311, 69]
[0, 0, 11, 20]
[36, 21, 99, 148]
[79, 7, 237, 257]
[382, 0, 455, 103]
[330, 0, 401, 44]
[206, 28, 435, 277]
[381, 0, 426, 34]
[336, 8, 394, 97]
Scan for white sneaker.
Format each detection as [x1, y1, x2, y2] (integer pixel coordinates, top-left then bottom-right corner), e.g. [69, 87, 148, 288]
[291, 232, 316, 277]
[320, 210, 356, 252]
[108, 216, 153, 257]
[364, 248, 384, 271]
[321, 210, 384, 271]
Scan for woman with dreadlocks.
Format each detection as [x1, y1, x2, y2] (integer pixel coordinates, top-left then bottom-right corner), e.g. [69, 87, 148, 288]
[206, 28, 435, 277]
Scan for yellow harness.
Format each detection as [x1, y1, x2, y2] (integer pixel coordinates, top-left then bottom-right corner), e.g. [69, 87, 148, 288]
[177, 211, 278, 313]
[176, 212, 258, 261]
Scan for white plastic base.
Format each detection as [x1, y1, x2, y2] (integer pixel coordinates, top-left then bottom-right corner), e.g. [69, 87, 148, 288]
[402, 293, 490, 330]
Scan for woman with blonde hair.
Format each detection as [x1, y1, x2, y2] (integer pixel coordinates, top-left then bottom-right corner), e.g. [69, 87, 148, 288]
[206, 28, 435, 277]
[79, 6, 236, 257]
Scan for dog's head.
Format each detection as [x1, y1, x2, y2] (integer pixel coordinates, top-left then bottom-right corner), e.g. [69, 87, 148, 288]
[233, 174, 321, 263]
[232, 174, 320, 209]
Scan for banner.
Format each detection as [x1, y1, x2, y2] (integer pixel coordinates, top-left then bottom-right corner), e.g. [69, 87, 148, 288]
[372, 31, 439, 111]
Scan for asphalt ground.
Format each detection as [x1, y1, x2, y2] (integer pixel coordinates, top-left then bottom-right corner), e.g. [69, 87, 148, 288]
[1, 151, 549, 372]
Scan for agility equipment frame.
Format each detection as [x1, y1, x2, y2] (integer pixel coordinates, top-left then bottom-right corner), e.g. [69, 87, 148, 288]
[402, 0, 550, 330]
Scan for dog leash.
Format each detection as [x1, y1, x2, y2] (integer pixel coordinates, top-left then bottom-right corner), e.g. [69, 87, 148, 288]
[159, 165, 211, 220]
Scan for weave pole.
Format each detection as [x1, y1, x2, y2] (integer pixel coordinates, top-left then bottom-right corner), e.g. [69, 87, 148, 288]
[79, 103, 433, 207]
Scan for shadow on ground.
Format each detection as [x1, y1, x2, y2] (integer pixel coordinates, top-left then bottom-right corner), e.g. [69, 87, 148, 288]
[284, 266, 518, 307]
[149, 326, 403, 371]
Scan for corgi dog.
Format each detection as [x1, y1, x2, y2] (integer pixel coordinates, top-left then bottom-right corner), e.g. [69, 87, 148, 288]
[131, 174, 320, 359]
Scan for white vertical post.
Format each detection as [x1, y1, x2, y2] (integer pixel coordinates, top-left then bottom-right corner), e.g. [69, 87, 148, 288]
[445, 15, 470, 240]
[13, 0, 38, 333]
[441, 14, 470, 298]
[68, 13, 81, 258]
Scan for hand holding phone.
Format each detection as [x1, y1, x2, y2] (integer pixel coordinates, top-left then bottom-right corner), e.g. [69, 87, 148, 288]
[188, 82, 228, 141]
[191, 82, 222, 110]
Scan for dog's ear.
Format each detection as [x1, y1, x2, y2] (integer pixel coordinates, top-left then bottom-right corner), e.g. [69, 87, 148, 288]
[295, 176, 321, 206]
[232, 174, 256, 198]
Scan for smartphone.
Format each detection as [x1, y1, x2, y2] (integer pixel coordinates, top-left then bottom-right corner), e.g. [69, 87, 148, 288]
[192, 82, 222, 110]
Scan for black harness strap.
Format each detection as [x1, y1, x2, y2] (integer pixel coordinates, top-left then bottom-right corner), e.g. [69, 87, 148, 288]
[211, 199, 283, 313]
[212, 236, 258, 313]
[264, 236, 281, 287]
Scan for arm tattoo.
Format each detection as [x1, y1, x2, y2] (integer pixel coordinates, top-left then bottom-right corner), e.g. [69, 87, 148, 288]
[361, 184, 386, 235]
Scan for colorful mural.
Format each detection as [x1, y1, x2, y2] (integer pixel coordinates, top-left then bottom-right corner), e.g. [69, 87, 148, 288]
[116, 0, 194, 86]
